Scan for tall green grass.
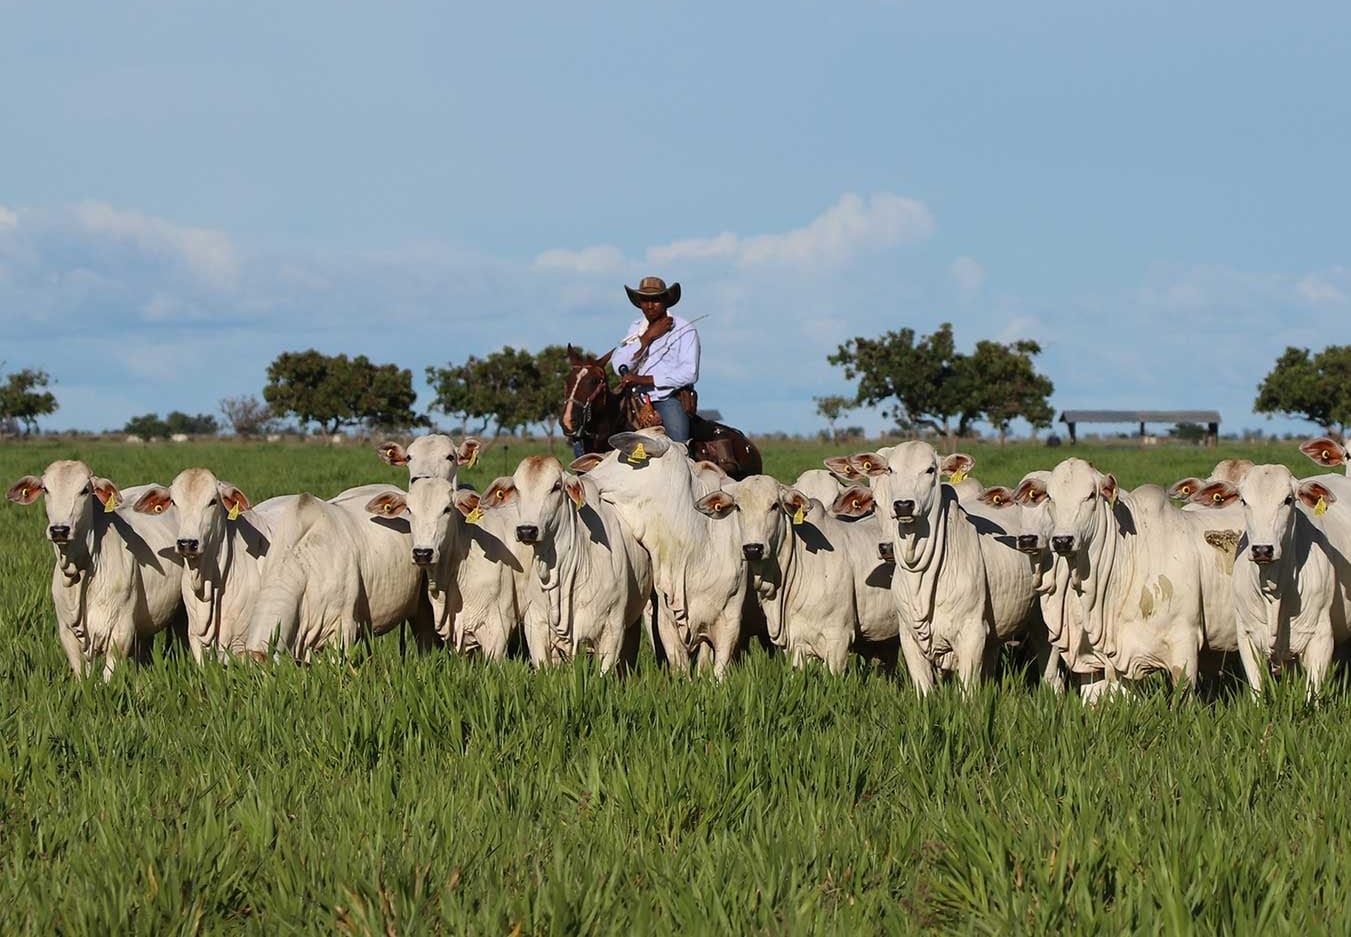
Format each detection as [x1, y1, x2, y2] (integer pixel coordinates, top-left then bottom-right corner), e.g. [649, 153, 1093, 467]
[0, 437, 1344, 934]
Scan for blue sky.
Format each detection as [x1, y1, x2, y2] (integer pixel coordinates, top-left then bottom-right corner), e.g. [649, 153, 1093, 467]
[3, 1, 1349, 438]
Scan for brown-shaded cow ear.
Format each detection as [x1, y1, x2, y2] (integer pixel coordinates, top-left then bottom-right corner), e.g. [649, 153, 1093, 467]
[848, 452, 889, 477]
[569, 453, 605, 474]
[481, 477, 517, 509]
[694, 490, 736, 519]
[1099, 473, 1119, 506]
[133, 486, 173, 515]
[456, 438, 482, 468]
[978, 485, 1013, 507]
[823, 456, 859, 480]
[779, 487, 810, 524]
[941, 453, 975, 482]
[218, 483, 252, 519]
[377, 442, 410, 466]
[453, 489, 481, 516]
[831, 484, 875, 518]
[365, 492, 410, 517]
[6, 475, 44, 505]
[1300, 436, 1347, 468]
[91, 477, 122, 512]
[1167, 477, 1204, 500]
[1298, 480, 1338, 515]
[1191, 481, 1239, 509]
[1013, 478, 1047, 505]
[563, 475, 586, 509]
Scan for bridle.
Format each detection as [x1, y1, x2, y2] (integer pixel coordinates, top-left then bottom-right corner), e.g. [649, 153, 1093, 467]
[563, 364, 609, 440]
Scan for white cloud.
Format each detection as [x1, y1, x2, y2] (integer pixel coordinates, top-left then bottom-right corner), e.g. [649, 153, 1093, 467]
[71, 201, 240, 289]
[0, 204, 16, 229]
[1296, 272, 1348, 307]
[950, 256, 985, 296]
[533, 244, 627, 275]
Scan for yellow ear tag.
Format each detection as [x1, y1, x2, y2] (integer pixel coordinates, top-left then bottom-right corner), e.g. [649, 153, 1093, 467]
[1108, 488, 1117, 507]
[948, 469, 967, 484]
[227, 502, 242, 521]
[792, 505, 805, 526]
[153, 504, 164, 514]
[626, 442, 648, 464]
[465, 449, 479, 470]
[465, 507, 484, 525]
[103, 492, 117, 513]
[1315, 496, 1328, 517]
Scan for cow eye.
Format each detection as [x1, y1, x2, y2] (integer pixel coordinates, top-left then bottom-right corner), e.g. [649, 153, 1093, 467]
[550, 481, 561, 493]
[926, 466, 936, 474]
[207, 498, 217, 507]
[81, 485, 92, 495]
[1283, 495, 1293, 506]
[442, 506, 452, 515]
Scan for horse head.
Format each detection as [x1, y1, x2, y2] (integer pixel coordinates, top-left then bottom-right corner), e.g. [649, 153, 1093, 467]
[562, 345, 615, 438]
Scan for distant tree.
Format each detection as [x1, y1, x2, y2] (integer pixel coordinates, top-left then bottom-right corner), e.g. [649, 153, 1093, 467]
[219, 395, 276, 437]
[164, 411, 219, 436]
[124, 413, 170, 439]
[1255, 345, 1351, 436]
[962, 339, 1055, 446]
[0, 368, 58, 435]
[427, 346, 540, 438]
[828, 323, 975, 445]
[1169, 422, 1207, 443]
[814, 395, 854, 443]
[264, 350, 420, 434]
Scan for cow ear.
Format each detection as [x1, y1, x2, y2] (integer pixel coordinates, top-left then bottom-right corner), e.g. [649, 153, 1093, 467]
[377, 441, 410, 466]
[365, 492, 409, 517]
[823, 456, 860, 480]
[848, 452, 889, 477]
[1300, 436, 1347, 468]
[6, 475, 44, 505]
[569, 453, 605, 474]
[695, 490, 736, 519]
[1191, 481, 1239, 509]
[481, 477, 516, 509]
[132, 486, 173, 515]
[1099, 473, 1118, 505]
[563, 475, 586, 510]
[1013, 478, 1047, 505]
[453, 489, 481, 517]
[1297, 480, 1338, 512]
[456, 437, 482, 468]
[218, 483, 252, 518]
[978, 485, 1013, 508]
[609, 432, 670, 462]
[941, 453, 975, 482]
[831, 484, 875, 518]
[91, 477, 123, 512]
[1168, 477, 1204, 501]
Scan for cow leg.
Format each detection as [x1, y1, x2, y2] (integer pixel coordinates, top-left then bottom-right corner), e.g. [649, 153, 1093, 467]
[595, 623, 626, 676]
[55, 621, 88, 677]
[1236, 633, 1266, 700]
[897, 627, 936, 697]
[954, 624, 988, 695]
[824, 634, 851, 676]
[1303, 631, 1334, 702]
[1028, 628, 1066, 694]
[653, 601, 692, 674]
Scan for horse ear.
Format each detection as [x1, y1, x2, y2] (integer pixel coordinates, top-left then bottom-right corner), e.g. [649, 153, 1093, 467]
[567, 344, 581, 365]
[597, 349, 614, 369]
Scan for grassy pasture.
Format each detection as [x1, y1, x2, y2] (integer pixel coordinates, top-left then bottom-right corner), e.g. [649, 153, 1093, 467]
[1, 437, 1347, 934]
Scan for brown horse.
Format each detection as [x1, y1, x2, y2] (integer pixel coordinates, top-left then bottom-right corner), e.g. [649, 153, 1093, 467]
[561, 345, 763, 479]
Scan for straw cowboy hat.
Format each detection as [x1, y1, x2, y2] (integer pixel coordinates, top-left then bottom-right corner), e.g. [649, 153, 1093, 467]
[625, 275, 681, 309]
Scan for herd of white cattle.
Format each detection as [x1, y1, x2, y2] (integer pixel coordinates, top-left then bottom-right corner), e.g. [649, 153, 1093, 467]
[9, 429, 1351, 699]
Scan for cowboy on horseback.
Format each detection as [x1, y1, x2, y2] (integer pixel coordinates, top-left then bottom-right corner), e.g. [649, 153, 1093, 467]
[609, 276, 699, 444]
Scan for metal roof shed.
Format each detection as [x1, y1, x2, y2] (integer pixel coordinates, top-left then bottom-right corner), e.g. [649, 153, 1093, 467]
[1058, 410, 1221, 445]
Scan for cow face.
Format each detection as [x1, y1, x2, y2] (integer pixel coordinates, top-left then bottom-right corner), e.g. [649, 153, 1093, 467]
[848, 441, 951, 532]
[388, 478, 468, 567]
[1045, 459, 1117, 557]
[694, 475, 804, 564]
[6, 460, 122, 548]
[1009, 472, 1053, 555]
[1192, 465, 1336, 565]
[377, 434, 481, 483]
[489, 456, 585, 547]
[134, 468, 250, 564]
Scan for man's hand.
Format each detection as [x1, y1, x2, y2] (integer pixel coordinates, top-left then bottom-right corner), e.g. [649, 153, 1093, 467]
[638, 315, 674, 349]
[619, 372, 655, 391]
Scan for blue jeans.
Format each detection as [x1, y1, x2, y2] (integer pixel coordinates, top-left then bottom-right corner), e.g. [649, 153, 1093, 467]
[653, 395, 691, 443]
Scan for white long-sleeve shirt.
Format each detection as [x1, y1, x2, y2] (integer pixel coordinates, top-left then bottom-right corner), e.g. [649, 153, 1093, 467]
[610, 314, 700, 401]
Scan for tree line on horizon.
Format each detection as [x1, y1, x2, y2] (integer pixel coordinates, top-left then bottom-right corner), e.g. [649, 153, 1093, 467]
[4, 337, 1351, 443]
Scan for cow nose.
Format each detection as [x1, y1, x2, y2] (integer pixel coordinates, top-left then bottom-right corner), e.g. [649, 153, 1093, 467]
[742, 543, 765, 561]
[1016, 534, 1041, 553]
[1251, 544, 1275, 564]
[47, 524, 70, 542]
[412, 547, 434, 565]
[515, 525, 539, 544]
[1051, 535, 1074, 555]
[892, 499, 915, 519]
[176, 538, 199, 555]
[877, 542, 895, 562]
